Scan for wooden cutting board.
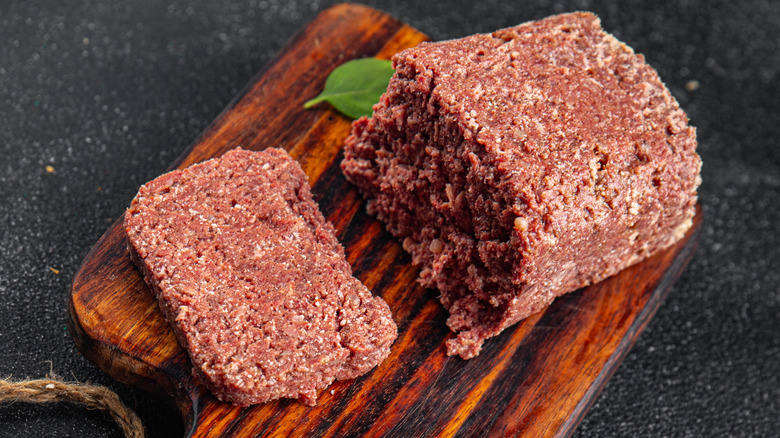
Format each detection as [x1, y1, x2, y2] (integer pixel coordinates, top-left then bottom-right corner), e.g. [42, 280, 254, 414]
[68, 4, 702, 437]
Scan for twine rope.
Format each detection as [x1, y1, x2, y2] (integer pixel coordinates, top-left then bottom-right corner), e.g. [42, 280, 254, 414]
[0, 374, 145, 438]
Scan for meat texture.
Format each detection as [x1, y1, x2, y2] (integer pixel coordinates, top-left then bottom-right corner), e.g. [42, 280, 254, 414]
[125, 148, 397, 405]
[341, 12, 701, 359]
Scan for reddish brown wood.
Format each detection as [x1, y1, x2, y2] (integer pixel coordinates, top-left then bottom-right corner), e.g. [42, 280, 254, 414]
[68, 4, 702, 437]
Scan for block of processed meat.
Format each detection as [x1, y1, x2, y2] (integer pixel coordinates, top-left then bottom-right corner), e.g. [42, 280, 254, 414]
[341, 12, 701, 359]
[125, 147, 397, 405]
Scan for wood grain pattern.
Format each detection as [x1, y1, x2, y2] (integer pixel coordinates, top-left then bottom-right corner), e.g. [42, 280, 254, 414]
[68, 4, 702, 437]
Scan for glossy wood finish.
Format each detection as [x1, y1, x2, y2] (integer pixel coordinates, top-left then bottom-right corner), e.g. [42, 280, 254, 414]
[68, 4, 702, 437]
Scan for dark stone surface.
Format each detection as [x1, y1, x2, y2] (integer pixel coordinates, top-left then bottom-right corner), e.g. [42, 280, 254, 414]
[0, 1, 777, 437]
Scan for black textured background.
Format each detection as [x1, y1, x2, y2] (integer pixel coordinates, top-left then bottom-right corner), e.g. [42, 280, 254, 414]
[1, 1, 778, 437]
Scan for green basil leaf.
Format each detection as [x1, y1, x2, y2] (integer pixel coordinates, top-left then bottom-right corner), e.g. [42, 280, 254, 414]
[304, 58, 394, 119]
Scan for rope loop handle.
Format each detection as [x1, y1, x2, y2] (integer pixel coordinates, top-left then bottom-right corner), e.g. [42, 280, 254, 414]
[0, 375, 145, 438]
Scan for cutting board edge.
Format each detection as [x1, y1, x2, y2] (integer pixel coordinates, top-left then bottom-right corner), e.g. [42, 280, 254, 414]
[557, 208, 703, 437]
[67, 284, 194, 410]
